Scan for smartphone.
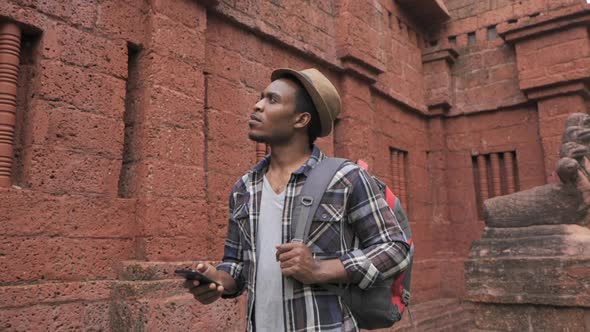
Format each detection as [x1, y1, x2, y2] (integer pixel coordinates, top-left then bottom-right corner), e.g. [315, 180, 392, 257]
[175, 268, 220, 286]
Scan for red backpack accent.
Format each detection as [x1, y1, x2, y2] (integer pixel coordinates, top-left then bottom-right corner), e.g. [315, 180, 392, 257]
[358, 160, 414, 325]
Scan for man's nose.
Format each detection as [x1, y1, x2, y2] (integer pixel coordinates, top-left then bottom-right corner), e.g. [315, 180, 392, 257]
[254, 99, 264, 112]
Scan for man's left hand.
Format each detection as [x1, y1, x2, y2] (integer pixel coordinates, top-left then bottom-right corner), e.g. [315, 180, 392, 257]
[276, 242, 320, 284]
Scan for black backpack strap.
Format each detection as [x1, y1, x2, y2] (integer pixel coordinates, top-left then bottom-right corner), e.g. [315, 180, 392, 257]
[285, 157, 347, 300]
[291, 157, 347, 243]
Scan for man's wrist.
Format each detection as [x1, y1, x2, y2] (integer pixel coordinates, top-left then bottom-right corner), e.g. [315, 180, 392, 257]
[312, 259, 349, 284]
[311, 259, 325, 284]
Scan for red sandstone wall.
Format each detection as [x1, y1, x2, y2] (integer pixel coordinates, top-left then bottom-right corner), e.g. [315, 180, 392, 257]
[0, 0, 588, 330]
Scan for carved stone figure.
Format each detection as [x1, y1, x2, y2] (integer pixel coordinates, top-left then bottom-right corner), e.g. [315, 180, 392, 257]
[465, 113, 590, 331]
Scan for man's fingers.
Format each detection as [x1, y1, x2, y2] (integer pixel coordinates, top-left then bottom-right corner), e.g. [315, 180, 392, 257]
[190, 284, 219, 296]
[277, 248, 301, 262]
[276, 242, 301, 255]
[195, 262, 220, 281]
[279, 257, 298, 269]
[196, 263, 208, 273]
[280, 266, 296, 277]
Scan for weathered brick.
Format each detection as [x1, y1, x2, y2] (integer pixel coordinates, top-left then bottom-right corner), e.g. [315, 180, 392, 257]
[38, 60, 126, 120]
[147, 13, 206, 65]
[129, 123, 205, 166]
[152, 0, 207, 30]
[30, 101, 124, 158]
[137, 197, 208, 237]
[207, 139, 255, 175]
[139, 52, 205, 97]
[148, 84, 204, 125]
[96, 0, 147, 44]
[28, 0, 98, 29]
[139, 236, 209, 261]
[205, 45, 242, 82]
[133, 160, 206, 199]
[61, 196, 137, 238]
[26, 146, 121, 195]
[0, 281, 112, 308]
[207, 108, 251, 146]
[44, 23, 128, 78]
[0, 237, 134, 282]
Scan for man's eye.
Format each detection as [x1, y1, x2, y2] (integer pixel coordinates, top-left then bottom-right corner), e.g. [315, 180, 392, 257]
[269, 97, 277, 103]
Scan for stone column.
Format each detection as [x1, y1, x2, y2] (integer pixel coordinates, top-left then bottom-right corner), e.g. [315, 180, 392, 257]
[333, 0, 385, 163]
[423, 44, 458, 222]
[0, 23, 21, 187]
[499, 4, 590, 183]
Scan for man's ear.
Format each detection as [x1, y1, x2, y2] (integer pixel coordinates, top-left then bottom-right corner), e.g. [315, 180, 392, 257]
[293, 112, 311, 129]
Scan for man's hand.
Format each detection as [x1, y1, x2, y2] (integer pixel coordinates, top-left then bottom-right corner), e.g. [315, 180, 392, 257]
[276, 242, 320, 284]
[181, 263, 225, 305]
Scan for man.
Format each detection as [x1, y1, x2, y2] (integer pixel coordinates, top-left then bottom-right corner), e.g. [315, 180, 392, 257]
[183, 68, 410, 331]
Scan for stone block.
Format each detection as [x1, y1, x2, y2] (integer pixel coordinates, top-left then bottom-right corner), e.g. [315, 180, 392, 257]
[96, 0, 147, 44]
[466, 225, 590, 306]
[147, 13, 206, 65]
[152, 0, 207, 30]
[30, 101, 124, 159]
[46, 23, 128, 78]
[0, 237, 134, 282]
[473, 303, 590, 332]
[141, 85, 204, 129]
[0, 281, 112, 308]
[134, 160, 206, 199]
[26, 146, 121, 195]
[38, 60, 126, 120]
[137, 197, 208, 237]
[138, 236, 209, 261]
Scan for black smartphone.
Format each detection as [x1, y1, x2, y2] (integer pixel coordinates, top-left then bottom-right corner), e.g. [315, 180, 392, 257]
[175, 268, 220, 286]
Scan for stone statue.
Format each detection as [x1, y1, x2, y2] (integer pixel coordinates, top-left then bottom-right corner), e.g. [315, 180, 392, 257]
[483, 112, 590, 227]
[465, 113, 590, 331]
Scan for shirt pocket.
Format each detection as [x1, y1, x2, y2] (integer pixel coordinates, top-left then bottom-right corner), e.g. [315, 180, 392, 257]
[307, 203, 345, 256]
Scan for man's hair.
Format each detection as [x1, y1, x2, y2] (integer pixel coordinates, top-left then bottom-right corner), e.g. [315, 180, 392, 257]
[283, 76, 321, 146]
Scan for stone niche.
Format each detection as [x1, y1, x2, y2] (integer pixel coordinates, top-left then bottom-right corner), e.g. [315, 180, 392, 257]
[465, 113, 590, 331]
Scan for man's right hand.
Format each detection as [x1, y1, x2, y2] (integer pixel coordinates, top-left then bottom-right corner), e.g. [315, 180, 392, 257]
[182, 263, 225, 305]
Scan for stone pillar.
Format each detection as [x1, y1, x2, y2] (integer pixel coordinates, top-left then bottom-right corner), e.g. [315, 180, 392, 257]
[499, 4, 590, 183]
[333, 0, 384, 162]
[504, 152, 516, 194]
[533, 88, 589, 182]
[0, 23, 21, 187]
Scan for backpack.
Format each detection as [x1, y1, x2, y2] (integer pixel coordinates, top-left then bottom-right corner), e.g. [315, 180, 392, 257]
[292, 158, 414, 330]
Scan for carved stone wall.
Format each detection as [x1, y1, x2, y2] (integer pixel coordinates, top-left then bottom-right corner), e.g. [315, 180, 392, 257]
[0, 0, 589, 330]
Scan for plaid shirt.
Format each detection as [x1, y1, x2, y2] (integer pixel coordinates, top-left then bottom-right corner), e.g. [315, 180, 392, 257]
[217, 146, 410, 332]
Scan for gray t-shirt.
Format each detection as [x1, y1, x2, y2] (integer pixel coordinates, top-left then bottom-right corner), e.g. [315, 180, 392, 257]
[254, 176, 286, 332]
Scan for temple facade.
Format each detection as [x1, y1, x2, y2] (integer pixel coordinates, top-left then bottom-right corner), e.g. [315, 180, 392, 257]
[1, 0, 589, 330]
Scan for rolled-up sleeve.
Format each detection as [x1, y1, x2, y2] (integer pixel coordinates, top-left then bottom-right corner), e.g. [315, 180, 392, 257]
[216, 189, 247, 298]
[339, 167, 410, 290]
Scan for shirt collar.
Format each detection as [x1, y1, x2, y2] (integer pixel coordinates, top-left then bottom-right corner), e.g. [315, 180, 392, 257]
[249, 145, 326, 177]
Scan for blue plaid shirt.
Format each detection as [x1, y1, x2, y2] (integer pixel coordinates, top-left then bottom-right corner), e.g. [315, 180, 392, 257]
[217, 146, 411, 331]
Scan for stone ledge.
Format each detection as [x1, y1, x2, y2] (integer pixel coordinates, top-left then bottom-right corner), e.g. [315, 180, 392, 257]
[499, 4, 590, 43]
[396, 0, 451, 25]
[117, 260, 220, 281]
[466, 256, 590, 307]
[526, 81, 590, 101]
[391, 298, 475, 331]
[422, 47, 459, 65]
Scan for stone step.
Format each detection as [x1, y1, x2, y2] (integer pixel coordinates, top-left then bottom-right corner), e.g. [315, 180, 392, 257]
[389, 298, 475, 332]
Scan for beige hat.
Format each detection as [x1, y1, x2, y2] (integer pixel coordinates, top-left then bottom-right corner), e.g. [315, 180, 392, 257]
[271, 68, 341, 137]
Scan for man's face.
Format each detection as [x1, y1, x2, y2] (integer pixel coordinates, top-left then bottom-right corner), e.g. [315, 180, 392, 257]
[248, 78, 302, 144]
